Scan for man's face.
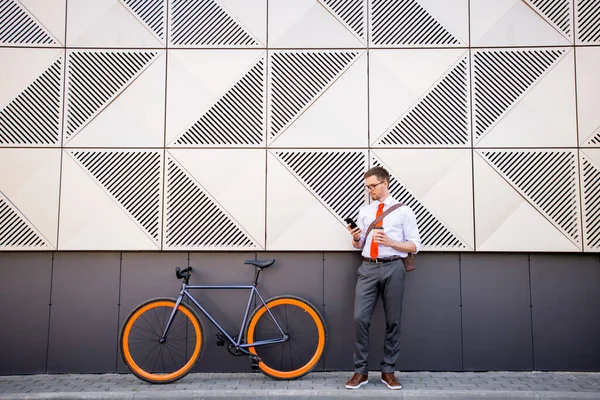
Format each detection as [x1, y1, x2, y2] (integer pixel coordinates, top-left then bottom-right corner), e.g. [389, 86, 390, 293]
[365, 175, 388, 201]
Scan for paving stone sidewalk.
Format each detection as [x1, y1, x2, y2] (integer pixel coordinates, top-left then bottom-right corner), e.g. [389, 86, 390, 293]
[0, 371, 599, 400]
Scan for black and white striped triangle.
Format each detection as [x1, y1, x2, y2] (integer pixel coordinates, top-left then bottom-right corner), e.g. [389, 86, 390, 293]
[0, 193, 49, 249]
[473, 49, 566, 142]
[577, 0, 600, 43]
[584, 128, 600, 146]
[65, 50, 158, 140]
[0, 0, 58, 45]
[377, 56, 469, 146]
[174, 57, 265, 146]
[581, 153, 600, 250]
[524, 0, 573, 40]
[69, 150, 162, 243]
[371, 156, 468, 250]
[269, 51, 360, 141]
[0, 57, 62, 145]
[164, 155, 257, 249]
[479, 150, 581, 246]
[321, 0, 366, 41]
[274, 150, 366, 222]
[170, 0, 259, 46]
[371, 0, 460, 45]
[119, 0, 166, 41]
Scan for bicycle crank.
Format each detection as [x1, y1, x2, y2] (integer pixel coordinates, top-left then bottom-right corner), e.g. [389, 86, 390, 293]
[227, 336, 246, 356]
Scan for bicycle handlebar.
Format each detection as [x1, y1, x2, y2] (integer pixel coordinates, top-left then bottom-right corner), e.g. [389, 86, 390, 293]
[176, 267, 192, 281]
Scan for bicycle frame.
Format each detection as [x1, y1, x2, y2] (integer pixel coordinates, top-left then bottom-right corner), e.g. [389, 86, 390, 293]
[160, 283, 288, 355]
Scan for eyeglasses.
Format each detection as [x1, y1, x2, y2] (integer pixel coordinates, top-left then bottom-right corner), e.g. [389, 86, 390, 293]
[365, 181, 385, 191]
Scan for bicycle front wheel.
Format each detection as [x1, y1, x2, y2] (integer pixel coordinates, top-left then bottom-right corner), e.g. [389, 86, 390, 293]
[246, 296, 326, 380]
[120, 298, 204, 384]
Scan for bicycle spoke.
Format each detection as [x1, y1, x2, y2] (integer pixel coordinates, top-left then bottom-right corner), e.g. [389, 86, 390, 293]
[140, 314, 161, 338]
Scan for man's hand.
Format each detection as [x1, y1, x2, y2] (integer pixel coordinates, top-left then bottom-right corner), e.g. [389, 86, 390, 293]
[375, 230, 394, 248]
[347, 225, 362, 242]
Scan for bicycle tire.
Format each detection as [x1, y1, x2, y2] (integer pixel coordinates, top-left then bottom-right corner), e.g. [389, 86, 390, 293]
[245, 296, 326, 380]
[120, 298, 204, 384]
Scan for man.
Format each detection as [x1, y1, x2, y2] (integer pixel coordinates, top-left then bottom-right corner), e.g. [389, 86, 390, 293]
[345, 166, 421, 390]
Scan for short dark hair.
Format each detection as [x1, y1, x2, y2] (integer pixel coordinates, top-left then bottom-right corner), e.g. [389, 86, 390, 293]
[364, 166, 389, 182]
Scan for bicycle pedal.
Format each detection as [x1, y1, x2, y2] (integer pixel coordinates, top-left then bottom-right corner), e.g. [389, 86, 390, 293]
[215, 333, 225, 347]
[249, 355, 260, 370]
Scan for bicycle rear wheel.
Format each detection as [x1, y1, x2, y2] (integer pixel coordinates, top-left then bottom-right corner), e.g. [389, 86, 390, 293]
[246, 296, 326, 380]
[120, 298, 204, 384]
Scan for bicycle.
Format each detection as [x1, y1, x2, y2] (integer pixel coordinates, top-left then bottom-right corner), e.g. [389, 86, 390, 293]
[119, 259, 326, 384]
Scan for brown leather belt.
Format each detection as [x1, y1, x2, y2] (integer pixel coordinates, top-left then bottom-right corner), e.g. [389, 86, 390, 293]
[363, 255, 403, 263]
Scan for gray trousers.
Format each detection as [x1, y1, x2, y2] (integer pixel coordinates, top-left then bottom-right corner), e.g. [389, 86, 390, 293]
[353, 259, 406, 375]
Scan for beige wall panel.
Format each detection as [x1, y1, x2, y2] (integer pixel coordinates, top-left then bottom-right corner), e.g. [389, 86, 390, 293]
[373, 149, 474, 250]
[0, 149, 60, 249]
[269, 0, 365, 48]
[67, 0, 165, 47]
[473, 48, 576, 148]
[470, 0, 572, 46]
[268, 50, 368, 148]
[0, 0, 64, 46]
[58, 149, 163, 250]
[169, 0, 265, 48]
[166, 49, 266, 147]
[370, 48, 470, 148]
[64, 50, 166, 148]
[576, 47, 600, 146]
[163, 149, 265, 250]
[0, 48, 64, 147]
[474, 151, 581, 252]
[580, 149, 600, 252]
[370, 0, 468, 47]
[575, 0, 600, 45]
[266, 149, 367, 250]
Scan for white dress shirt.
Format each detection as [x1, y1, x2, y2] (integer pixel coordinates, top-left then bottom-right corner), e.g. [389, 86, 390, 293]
[357, 195, 421, 259]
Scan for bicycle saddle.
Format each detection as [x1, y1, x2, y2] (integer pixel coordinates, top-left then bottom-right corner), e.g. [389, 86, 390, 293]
[244, 259, 275, 269]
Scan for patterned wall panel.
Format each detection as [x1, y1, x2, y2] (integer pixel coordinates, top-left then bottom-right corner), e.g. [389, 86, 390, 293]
[372, 150, 473, 250]
[576, 0, 600, 44]
[67, 0, 165, 47]
[268, 49, 367, 147]
[167, 50, 266, 147]
[471, 0, 573, 46]
[163, 150, 264, 250]
[58, 149, 163, 250]
[0, 48, 63, 147]
[169, 0, 266, 47]
[64, 49, 166, 148]
[581, 149, 600, 252]
[0, 0, 598, 252]
[269, 0, 366, 48]
[370, 0, 468, 47]
[0, 0, 65, 46]
[0, 149, 60, 250]
[267, 149, 367, 250]
[370, 49, 470, 148]
[472, 47, 576, 148]
[474, 149, 582, 251]
[576, 47, 600, 147]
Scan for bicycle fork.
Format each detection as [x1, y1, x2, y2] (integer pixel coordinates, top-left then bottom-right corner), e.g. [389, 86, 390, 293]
[159, 294, 186, 344]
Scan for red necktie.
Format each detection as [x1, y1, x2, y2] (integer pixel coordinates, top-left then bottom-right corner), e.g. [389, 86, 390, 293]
[370, 203, 385, 259]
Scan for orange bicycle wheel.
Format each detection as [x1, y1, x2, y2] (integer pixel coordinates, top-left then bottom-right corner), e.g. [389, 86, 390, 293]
[120, 298, 203, 384]
[246, 296, 326, 380]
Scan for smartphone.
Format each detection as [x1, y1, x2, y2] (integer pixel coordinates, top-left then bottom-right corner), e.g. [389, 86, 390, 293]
[344, 217, 358, 229]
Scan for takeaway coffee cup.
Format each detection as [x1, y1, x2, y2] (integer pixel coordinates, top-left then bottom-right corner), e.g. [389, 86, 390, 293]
[372, 226, 384, 243]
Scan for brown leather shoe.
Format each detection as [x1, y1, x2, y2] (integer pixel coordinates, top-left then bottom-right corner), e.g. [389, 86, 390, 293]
[381, 372, 402, 390]
[345, 373, 368, 389]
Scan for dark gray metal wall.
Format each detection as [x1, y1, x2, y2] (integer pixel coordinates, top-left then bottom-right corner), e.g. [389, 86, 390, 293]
[1, 252, 599, 375]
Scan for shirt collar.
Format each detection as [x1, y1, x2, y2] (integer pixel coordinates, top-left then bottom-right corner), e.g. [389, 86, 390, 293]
[375, 195, 395, 207]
